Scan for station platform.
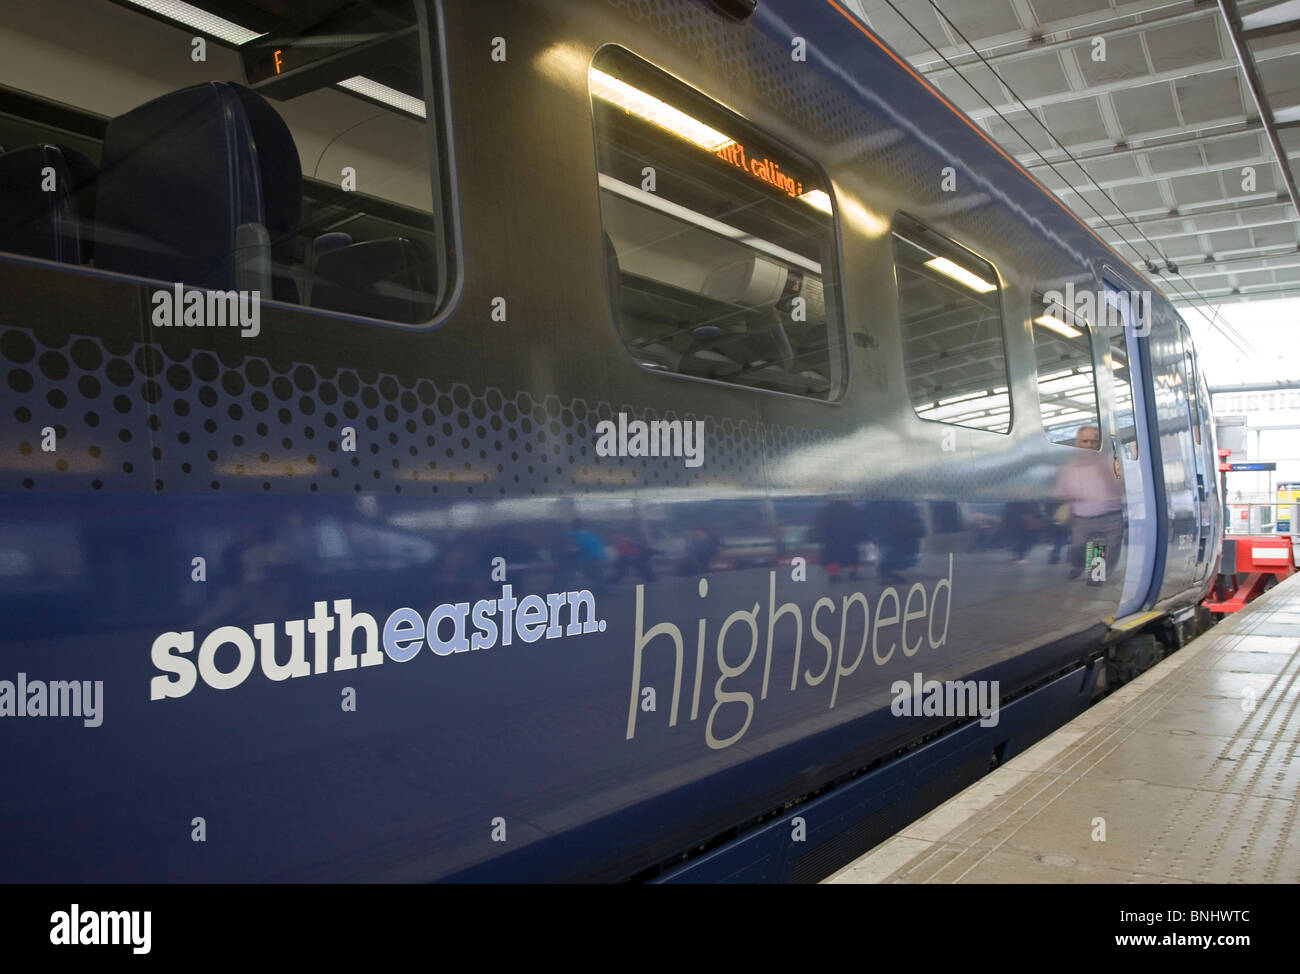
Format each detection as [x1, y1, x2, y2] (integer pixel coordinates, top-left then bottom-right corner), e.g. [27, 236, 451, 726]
[827, 576, 1300, 884]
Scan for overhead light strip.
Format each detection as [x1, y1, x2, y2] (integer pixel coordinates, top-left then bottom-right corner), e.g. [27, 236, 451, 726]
[925, 257, 996, 293]
[122, 0, 264, 44]
[799, 189, 833, 214]
[590, 68, 734, 152]
[337, 76, 426, 118]
[1034, 314, 1082, 339]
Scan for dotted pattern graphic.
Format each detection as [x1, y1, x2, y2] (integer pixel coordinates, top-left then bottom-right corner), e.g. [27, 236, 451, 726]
[3, 325, 835, 496]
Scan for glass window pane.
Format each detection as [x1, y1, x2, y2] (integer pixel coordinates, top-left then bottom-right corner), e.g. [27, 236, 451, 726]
[893, 220, 1011, 433]
[1107, 333, 1138, 460]
[1033, 291, 1100, 449]
[590, 47, 845, 401]
[0, 0, 447, 325]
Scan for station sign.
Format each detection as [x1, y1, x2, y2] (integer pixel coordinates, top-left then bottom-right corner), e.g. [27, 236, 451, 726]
[1228, 462, 1277, 472]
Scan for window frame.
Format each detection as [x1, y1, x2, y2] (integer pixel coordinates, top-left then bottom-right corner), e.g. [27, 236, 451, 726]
[1030, 288, 1103, 451]
[0, 0, 461, 333]
[890, 213, 1014, 435]
[587, 44, 849, 406]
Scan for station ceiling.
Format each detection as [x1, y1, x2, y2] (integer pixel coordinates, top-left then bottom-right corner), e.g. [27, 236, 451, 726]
[842, 0, 1300, 313]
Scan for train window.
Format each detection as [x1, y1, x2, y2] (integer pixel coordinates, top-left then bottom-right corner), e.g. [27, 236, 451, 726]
[0, 0, 449, 325]
[1031, 292, 1100, 449]
[1107, 334, 1139, 460]
[589, 47, 846, 401]
[1180, 325, 1204, 445]
[892, 219, 1011, 433]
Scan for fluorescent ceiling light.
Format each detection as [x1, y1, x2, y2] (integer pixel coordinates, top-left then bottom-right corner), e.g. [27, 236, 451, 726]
[799, 189, 833, 214]
[937, 390, 987, 406]
[590, 68, 735, 152]
[338, 76, 426, 118]
[1241, 0, 1300, 30]
[925, 257, 996, 293]
[122, 0, 263, 44]
[1273, 104, 1300, 125]
[1034, 315, 1082, 339]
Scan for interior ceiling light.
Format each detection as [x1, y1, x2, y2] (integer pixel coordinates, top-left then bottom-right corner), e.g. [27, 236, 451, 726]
[799, 189, 833, 214]
[924, 257, 996, 293]
[1034, 315, 1082, 339]
[337, 76, 426, 118]
[590, 68, 735, 151]
[121, 0, 263, 44]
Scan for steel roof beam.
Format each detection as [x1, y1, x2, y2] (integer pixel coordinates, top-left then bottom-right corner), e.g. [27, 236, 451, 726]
[1217, 0, 1300, 222]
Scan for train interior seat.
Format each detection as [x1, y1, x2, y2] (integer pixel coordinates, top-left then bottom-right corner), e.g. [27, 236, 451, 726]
[0, 143, 97, 265]
[92, 81, 300, 300]
[0, 88, 436, 323]
[603, 232, 679, 372]
[600, 187, 834, 393]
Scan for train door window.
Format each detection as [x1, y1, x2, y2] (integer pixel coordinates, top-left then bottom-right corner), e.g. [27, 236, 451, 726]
[1032, 292, 1100, 449]
[1107, 333, 1139, 459]
[1179, 324, 1204, 445]
[892, 218, 1011, 433]
[0, 0, 450, 324]
[589, 46, 846, 401]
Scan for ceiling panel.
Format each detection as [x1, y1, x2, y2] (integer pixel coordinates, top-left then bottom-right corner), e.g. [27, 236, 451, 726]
[1077, 34, 1150, 86]
[1203, 133, 1266, 166]
[1175, 70, 1246, 125]
[998, 52, 1074, 98]
[1111, 83, 1182, 135]
[938, 0, 1023, 41]
[848, 0, 1300, 313]
[1143, 18, 1223, 73]
[1040, 96, 1108, 144]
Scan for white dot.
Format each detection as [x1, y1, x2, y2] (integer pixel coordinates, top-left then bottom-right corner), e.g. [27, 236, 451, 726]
[598, 619, 606, 632]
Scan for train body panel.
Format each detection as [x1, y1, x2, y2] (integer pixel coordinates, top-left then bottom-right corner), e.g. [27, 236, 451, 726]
[0, 0, 1220, 881]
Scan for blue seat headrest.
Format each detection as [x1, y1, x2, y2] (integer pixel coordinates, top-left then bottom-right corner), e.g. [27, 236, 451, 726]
[94, 81, 299, 295]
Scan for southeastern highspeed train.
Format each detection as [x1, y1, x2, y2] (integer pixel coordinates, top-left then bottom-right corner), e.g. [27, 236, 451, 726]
[0, 0, 1219, 882]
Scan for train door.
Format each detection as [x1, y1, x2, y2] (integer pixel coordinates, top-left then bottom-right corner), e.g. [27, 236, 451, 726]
[1104, 279, 1159, 616]
[1177, 321, 1214, 582]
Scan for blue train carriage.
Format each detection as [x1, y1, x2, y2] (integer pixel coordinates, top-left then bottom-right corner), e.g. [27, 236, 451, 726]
[0, 0, 1220, 882]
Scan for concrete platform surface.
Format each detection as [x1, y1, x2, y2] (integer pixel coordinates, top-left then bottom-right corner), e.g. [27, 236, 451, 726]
[827, 575, 1300, 884]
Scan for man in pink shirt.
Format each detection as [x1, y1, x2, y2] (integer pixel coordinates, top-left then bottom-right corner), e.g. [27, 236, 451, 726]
[1054, 425, 1123, 579]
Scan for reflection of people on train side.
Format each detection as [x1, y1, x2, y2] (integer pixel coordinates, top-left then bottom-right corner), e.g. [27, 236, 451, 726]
[610, 530, 656, 584]
[1002, 500, 1046, 561]
[1047, 507, 1069, 563]
[679, 528, 718, 577]
[1053, 424, 1123, 579]
[815, 498, 864, 582]
[562, 520, 608, 594]
[864, 500, 926, 583]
